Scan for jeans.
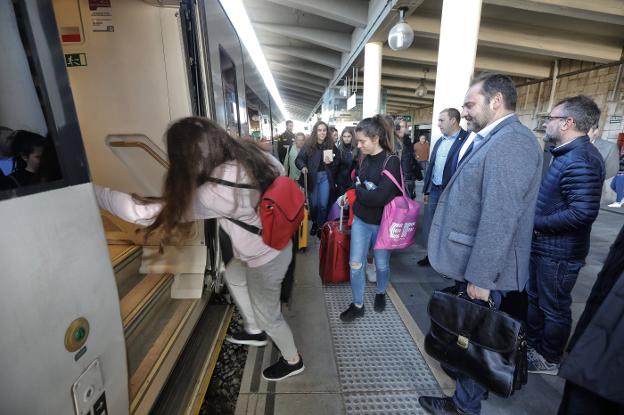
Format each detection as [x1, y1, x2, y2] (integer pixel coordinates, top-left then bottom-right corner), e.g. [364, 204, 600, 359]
[613, 174, 624, 202]
[526, 254, 584, 363]
[418, 160, 429, 178]
[423, 185, 443, 249]
[349, 216, 391, 306]
[452, 285, 503, 415]
[309, 171, 330, 226]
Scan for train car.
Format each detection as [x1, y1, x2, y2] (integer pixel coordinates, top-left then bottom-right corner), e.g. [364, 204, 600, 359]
[0, 1, 281, 414]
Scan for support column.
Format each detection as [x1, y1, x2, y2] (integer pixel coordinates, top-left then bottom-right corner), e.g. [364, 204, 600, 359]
[362, 42, 382, 118]
[430, 0, 482, 143]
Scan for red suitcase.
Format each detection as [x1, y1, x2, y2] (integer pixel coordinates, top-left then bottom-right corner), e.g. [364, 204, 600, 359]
[319, 205, 351, 284]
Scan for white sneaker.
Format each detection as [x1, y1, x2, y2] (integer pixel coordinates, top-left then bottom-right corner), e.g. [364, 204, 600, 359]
[366, 262, 376, 282]
[608, 201, 623, 208]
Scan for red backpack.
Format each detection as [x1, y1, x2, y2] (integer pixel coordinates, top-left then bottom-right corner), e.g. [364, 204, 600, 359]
[207, 176, 305, 250]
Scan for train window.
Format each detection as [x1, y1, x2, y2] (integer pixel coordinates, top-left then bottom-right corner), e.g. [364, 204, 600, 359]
[0, 1, 89, 200]
[219, 46, 241, 137]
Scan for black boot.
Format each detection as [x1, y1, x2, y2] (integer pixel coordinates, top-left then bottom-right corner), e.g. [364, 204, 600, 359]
[418, 396, 465, 414]
[417, 255, 430, 266]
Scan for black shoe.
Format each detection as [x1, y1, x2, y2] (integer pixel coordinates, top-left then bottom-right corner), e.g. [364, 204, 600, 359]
[262, 355, 305, 381]
[225, 330, 268, 347]
[418, 396, 465, 414]
[340, 303, 365, 322]
[374, 293, 386, 312]
[310, 223, 318, 236]
[417, 255, 430, 266]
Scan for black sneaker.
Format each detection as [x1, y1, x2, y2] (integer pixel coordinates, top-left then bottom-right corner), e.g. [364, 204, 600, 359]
[418, 396, 466, 414]
[262, 355, 305, 381]
[374, 293, 386, 312]
[340, 303, 365, 322]
[225, 330, 268, 347]
[417, 255, 430, 266]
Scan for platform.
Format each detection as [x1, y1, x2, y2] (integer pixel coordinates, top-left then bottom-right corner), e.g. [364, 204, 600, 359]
[235, 192, 622, 415]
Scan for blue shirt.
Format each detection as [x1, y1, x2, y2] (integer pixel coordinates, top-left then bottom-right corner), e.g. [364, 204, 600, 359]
[432, 129, 460, 185]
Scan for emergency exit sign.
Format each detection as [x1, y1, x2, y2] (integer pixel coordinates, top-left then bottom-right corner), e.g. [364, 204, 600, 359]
[65, 53, 87, 67]
[402, 115, 412, 122]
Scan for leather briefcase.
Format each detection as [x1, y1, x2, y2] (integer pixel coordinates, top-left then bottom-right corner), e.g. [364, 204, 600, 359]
[424, 290, 528, 397]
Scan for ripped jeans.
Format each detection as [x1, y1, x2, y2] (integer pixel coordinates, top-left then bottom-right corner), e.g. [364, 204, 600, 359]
[349, 216, 391, 306]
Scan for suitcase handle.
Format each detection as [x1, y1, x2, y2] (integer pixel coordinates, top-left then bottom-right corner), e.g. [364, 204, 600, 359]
[339, 196, 345, 231]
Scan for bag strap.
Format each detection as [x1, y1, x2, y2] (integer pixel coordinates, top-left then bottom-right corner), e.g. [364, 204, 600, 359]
[381, 163, 407, 198]
[204, 177, 262, 235]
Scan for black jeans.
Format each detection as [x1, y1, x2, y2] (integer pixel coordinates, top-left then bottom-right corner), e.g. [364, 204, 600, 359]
[527, 254, 584, 363]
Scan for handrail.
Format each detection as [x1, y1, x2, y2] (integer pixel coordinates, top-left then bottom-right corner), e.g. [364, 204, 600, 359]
[108, 141, 169, 169]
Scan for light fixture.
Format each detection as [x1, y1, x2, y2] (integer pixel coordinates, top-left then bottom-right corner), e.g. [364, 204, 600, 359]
[388, 7, 414, 51]
[339, 77, 348, 97]
[219, 0, 290, 120]
[415, 69, 428, 97]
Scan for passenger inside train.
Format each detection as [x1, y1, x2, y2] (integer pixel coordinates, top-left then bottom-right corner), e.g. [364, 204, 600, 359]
[2, 1, 623, 415]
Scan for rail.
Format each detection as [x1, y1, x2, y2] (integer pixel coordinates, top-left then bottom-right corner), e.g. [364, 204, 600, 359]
[107, 140, 169, 169]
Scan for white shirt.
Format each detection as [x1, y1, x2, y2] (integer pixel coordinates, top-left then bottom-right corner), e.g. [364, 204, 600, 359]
[457, 113, 514, 164]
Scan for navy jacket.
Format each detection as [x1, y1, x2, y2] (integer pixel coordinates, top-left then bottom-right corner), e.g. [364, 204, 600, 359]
[422, 128, 469, 194]
[532, 136, 605, 260]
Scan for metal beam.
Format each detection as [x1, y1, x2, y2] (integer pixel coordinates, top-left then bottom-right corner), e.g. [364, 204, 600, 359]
[386, 89, 435, 100]
[272, 69, 329, 87]
[263, 45, 341, 68]
[265, 0, 368, 28]
[278, 85, 323, 100]
[268, 60, 335, 79]
[254, 23, 351, 53]
[406, 14, 622, 62]
[382, 45, 552, 79]
[387, 96, 434, 105]
[484, 0, 624, 26]
[276, 80, 326, 95]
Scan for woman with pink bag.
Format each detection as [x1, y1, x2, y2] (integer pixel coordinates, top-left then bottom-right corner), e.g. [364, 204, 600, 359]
[340, 115, 402, 322]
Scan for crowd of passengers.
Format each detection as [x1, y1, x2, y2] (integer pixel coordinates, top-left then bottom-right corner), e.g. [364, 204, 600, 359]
[95, 73, 624, 415]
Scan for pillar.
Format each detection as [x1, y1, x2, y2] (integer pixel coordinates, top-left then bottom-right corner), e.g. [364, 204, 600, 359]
[362, 41, 382, 118]
[430, 0, 482, 143]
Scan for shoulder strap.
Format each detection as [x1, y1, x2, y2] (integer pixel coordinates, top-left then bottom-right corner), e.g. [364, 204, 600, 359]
[204, 177, 262, 234]
[381, 157, 406, 197]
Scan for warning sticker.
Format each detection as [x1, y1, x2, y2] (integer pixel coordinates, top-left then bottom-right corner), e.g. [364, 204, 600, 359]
[88, 0, 114, 32]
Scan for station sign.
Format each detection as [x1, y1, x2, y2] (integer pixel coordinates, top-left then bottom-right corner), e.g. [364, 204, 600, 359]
[65, 53, 87, 67]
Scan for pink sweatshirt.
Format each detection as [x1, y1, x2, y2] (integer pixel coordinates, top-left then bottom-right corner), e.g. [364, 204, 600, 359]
[95, 157, 285, 268]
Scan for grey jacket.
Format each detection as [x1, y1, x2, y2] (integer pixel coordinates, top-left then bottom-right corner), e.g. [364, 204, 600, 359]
[428, 114, 542, 291]
[592, 138, 619, 179]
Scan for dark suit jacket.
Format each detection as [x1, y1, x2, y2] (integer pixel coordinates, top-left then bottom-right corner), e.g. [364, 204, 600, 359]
[422, 128, 469, 194]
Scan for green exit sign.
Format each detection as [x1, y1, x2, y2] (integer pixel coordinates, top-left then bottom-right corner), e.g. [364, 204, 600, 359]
[65, 53, 87, 67]
[402, 115, 412, 122]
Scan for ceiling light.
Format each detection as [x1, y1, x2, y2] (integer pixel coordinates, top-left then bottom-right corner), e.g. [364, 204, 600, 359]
[388, 7, 414, 51]
[415, 69, 428, 97]
[219, 0, 290, 120]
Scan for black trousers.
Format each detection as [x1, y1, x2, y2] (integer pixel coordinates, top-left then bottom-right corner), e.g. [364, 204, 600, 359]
[558, 381, 624, 415]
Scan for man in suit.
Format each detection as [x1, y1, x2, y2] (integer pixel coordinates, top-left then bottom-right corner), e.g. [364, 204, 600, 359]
[418, 108, 469, 266]
[418, 74, 543, 415]
[277, 120, 295, 163]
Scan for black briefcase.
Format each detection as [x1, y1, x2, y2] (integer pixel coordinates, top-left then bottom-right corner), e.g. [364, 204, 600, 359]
[424, 290, 528, 397]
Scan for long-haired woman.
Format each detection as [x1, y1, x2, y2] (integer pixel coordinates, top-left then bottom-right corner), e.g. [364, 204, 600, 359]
[95, 117, 304, 381]
[336, 127, 356, 196]
[340, 115, 401, 321]
[295, 120, 338, 236]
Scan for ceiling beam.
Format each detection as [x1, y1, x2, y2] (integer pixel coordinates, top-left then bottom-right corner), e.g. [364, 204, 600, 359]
[386, 89, 435, 100]
[272, 69, 330, 87]
[263, 45, 341, 68]
[277, 85, 323, 100]
[483, 0, 624, 26]
[254, 23, 351, 53]
[268, 60, 334, 79]
[382, 46, 552, 78]
[265, 0, 368, 28]
[358, 77, 437, 91]
[275, 77, 326, 93]
[406, 14, 622, 63]
[387, 96, 434, 105]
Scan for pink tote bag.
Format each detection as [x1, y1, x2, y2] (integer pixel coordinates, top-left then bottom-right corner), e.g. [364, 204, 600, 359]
[374, 167, 421, 250]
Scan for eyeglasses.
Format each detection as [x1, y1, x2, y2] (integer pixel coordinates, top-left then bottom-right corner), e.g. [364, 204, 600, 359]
[544, 115, 569, 122]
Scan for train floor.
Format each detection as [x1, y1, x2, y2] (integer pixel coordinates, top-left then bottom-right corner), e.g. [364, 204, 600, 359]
[234, 188, 624, 415]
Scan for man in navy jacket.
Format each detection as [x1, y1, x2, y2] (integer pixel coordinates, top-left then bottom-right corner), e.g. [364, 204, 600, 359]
[418, 108, 469, 266]
[527, 95, 605, 375]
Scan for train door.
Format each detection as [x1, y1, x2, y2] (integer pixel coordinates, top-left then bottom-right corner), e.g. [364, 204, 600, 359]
[0, 1, 128, 414]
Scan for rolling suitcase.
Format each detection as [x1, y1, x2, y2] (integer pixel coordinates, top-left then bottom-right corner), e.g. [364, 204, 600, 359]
[319, 202, 350, 284]
[297, 172, 309, 251]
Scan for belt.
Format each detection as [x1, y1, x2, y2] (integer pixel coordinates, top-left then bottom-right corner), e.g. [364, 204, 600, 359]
[431, 184, 445, 189]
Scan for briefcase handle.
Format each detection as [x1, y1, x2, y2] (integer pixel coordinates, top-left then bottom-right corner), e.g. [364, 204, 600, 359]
[456, 290, 496, 309]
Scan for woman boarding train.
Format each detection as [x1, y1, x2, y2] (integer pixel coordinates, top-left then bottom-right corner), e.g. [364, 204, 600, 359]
[95, 117, 305, 382]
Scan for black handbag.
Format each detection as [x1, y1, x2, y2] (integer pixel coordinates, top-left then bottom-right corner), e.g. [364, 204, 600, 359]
[424, 290, 528, 397]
